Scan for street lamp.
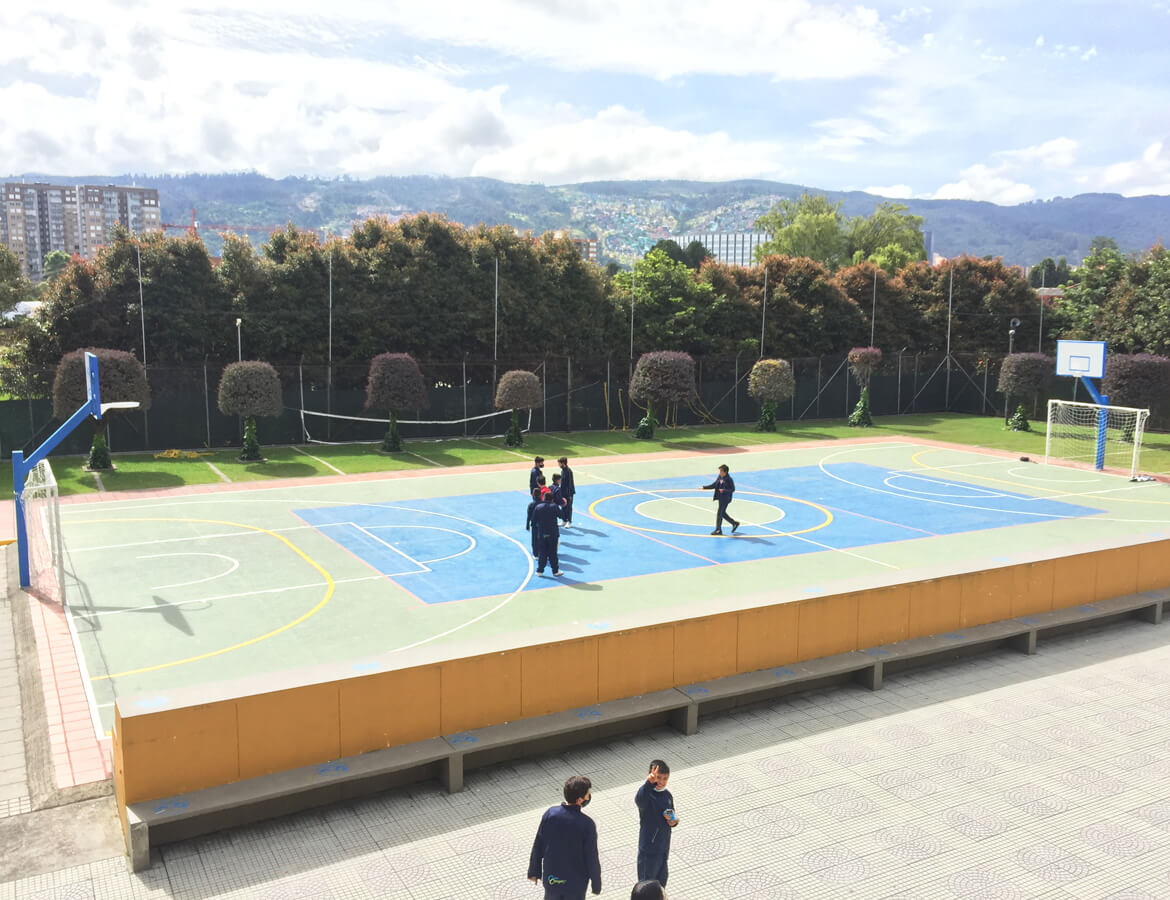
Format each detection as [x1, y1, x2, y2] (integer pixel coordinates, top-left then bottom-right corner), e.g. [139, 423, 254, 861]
[1005, 318, 1020, 424]
[236, 318, 242, 362]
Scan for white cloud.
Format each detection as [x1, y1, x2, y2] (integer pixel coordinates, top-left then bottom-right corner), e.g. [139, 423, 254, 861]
[469, 106, 789, 184]
[862, 184, 913, 197]
[933, 164, 1035, 204]
[1100, 142, 1170, 196]
[1034, 35, 1044, 48]
[997, 137, 1079, 169]
[1081, 46, 1098, 61]
[893, 6, 931, 23]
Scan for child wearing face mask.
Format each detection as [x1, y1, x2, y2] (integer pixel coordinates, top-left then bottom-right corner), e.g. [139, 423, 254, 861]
[634, 759, 677, 888]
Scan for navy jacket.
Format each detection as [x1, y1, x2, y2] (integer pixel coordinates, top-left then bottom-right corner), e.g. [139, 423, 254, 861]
[528, 803, 601, 895]
[702, 473, 735, 502]
[531, 499, 565, 540]
[530, 465, 543, 492]
[526, 499, 538, 531]
[635, 780, 676, 855]
[560, 465, 576, 498]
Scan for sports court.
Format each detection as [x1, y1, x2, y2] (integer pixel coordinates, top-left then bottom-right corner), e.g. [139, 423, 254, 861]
[54, 437, 1170, 735]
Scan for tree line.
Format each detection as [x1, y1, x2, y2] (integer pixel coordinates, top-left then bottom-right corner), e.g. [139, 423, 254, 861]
[1, 204, 1166, 399]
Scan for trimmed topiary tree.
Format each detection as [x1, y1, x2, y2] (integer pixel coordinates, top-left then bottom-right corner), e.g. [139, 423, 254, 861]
[997, 352, 1050, 431]
[217, 361, 282, 461]
[629, 351, 697, 439]
[52, 348, 151, 470]
[365, 353, 427, 452]
[847, 347, 882, 427]
[748, 359, 795, 432]
[1103, 354, 1170, 411]
[494, 370, 542, 446]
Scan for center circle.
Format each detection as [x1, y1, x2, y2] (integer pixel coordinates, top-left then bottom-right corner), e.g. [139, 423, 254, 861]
[635, 497, 787, 527]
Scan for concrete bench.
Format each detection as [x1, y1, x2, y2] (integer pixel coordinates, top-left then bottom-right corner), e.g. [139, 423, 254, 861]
[125, 688, 693, 870]
[679, 590, 1167, 725]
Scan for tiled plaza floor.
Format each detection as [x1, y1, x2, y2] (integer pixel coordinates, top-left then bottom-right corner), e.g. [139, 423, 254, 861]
[8, 617, 1170, 898]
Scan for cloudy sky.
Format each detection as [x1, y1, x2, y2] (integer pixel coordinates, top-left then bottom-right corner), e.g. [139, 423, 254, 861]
[2, 1, 1168, 202]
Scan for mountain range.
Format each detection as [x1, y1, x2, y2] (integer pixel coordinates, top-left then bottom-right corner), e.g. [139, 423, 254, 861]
[12, 173, 1170, 266]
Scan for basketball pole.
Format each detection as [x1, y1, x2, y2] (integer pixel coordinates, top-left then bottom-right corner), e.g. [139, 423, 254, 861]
[12, 352, 103, 587]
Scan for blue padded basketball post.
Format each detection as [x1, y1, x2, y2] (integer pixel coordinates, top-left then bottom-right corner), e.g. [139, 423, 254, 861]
[12, 351, 104, 588]
[1078, 376, 1109, 471]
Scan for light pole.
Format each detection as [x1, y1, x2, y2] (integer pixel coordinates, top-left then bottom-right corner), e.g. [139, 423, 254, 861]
[1005, 318, 1019, 424]
[136, 240, 146, 364]
[759, 267, 767, 357]
[870, 265, 878, 347]
[236, 318, 242, 362]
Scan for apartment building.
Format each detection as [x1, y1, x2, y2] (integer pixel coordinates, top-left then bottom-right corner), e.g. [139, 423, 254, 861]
[667, 231, 771, 267]
[0, 182, 161, 280]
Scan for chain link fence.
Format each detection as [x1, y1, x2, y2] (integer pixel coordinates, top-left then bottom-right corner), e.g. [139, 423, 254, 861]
[0, 352, 1096, 459]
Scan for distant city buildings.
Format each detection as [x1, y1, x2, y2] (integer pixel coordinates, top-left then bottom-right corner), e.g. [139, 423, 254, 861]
[0, 182, 161, 280]
[667, 231, 771, 267]
[549, 230, 600, 263]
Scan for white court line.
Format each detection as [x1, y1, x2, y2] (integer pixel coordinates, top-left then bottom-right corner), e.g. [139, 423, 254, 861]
[70, 524, 316, 553]
[404, 450, 445, 467]
[882, 474, 1007, 499]
[72, 575, 387, 620]
[205, 462, 232, 483]
[468, 437, 531, 460]
[57, 440, 923, 517]
[563, 437, 622, 455]
[349, 523, 430, 574]
[291, 445, 345, 475]
[139, 552, 240, 589]
[582, 470, 901, 571]
[362, 524, 478, 564]
[817, 445, 1170, 524]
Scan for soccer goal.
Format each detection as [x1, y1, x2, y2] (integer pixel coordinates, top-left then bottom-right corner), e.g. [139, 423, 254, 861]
[1045, 400, 1150, 479]
[19, 459, 66, 604]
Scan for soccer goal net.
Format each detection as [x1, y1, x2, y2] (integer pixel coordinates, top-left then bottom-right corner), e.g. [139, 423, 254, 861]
[19, 459, 66, 604]
[1045, 400, 1150, 479]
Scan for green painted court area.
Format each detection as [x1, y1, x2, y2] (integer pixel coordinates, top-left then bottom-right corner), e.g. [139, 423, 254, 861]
[62, 438, 1170, 734]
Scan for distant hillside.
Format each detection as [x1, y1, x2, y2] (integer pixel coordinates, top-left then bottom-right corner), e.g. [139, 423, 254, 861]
[12, 172, 1170, 266]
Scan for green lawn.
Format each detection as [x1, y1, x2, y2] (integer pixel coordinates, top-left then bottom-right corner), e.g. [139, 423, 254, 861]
[40, 412, 1168, 496]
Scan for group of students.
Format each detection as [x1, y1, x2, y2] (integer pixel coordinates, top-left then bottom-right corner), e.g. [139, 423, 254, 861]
[528, 760, 677, 899]
[526, 456, 576, 576]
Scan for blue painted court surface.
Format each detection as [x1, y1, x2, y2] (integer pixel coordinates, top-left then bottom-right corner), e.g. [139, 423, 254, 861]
[295, 463, 1102, 605]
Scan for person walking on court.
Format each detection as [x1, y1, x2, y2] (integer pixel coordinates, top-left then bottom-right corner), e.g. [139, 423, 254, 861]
[532, 491, 567, 576]
[558, 456, 576, 526]
[701, 464, 739, 535]
[528, 775, 602, 898]
[634, 760, 678, 888]
[530, 456, 545, 493]
[526, 487, 542, 558]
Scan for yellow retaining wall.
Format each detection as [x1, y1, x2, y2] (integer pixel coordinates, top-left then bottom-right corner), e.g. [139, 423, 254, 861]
[114, 539, 1170, 825]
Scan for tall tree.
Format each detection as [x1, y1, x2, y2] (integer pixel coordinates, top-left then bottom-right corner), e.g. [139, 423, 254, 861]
[847, 202, 926, 269]
[0, 245, 33, 317]
[754, 194, 850, 271]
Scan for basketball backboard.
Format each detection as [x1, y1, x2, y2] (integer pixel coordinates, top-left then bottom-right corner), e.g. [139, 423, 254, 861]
[1055, 340, 1106, 379]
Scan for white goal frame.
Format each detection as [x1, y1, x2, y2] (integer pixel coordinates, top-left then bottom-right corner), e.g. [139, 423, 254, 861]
[19, 459, 65, 604]
[1045, 399, 1150, 479]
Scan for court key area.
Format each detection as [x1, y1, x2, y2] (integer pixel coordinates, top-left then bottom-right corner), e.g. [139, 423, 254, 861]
[56, 439, 1170, 734]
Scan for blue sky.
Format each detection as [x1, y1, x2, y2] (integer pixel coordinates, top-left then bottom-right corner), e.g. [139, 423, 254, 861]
[2, 1, 1168, 202]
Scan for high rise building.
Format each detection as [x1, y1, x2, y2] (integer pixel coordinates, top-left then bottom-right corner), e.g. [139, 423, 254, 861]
[667, 231, 771, 267]
[0, 182, 160, 280]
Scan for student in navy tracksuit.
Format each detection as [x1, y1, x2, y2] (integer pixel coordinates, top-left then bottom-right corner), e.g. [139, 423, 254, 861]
[528, 775, 602, 899]
[531, 494, 566, 575]
[557, 456, 576, 525]
[525, 487, 542, 558]
[635, 760, 678, 887]
[701, 464, 739, 535]
[530, 456, 545, 492]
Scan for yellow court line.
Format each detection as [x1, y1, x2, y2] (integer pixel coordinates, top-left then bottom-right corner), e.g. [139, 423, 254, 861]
[909, 449, 1170, 506]
[589, 489, 833, 538]
[78, 517, 336, 681]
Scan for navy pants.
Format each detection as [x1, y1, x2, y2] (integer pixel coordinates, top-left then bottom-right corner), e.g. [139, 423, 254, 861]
[562, 496, 573, 523]
[714, 497, 736, 530]
[544, 890, 585, 900]
[537, 535, 560, 573]
[637, 851, 669, 886]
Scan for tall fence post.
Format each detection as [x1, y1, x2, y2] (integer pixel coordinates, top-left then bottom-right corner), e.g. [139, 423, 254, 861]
[299, 362, 307, 443]
[913, 353, 920, 413]
[897, 349, 904, 414]
[566, 356, 572, 432]
[542, 358, 547, 433]
[203, 361, 211, 448]
[733, 355, 739, 424]
[816, 358, 822, 418]
[844, 364, 850, 416]
[462, 357, 468, 437]
[982, 362, 989, 416]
